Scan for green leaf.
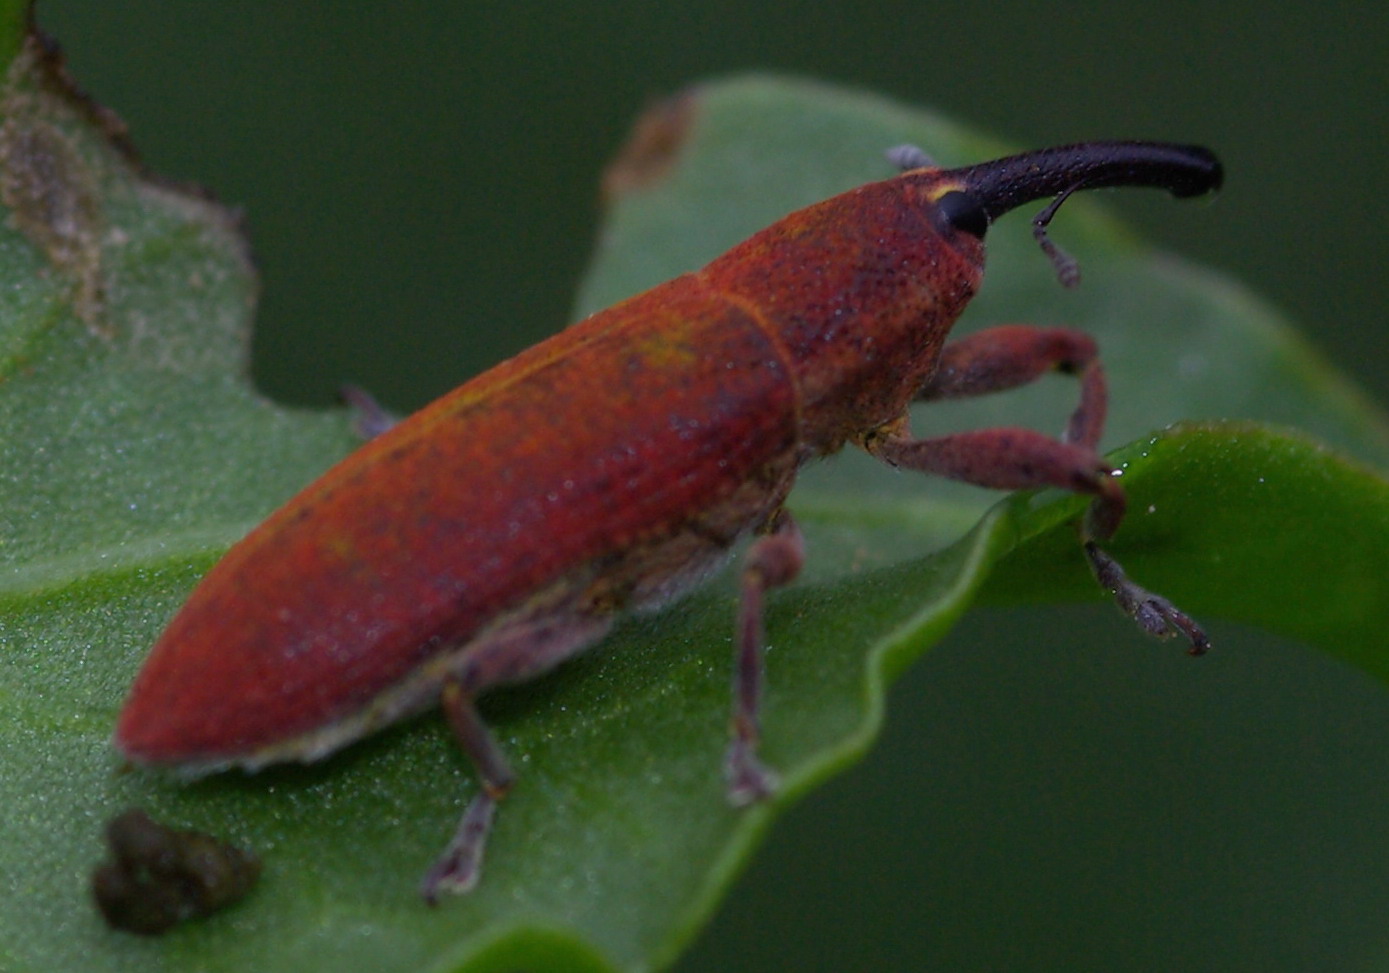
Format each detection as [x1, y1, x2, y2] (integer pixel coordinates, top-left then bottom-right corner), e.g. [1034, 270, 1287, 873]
[4, 54, 1388, 973]
[983, 421, 1389, 668]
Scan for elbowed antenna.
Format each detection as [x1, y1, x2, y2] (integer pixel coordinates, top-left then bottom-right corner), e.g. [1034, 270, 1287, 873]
[942, 141, 1223, 286]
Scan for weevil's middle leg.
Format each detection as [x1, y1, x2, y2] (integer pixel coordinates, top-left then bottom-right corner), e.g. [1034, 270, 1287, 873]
[867, 324, 1208, 654]
[726, 510, 805, 806]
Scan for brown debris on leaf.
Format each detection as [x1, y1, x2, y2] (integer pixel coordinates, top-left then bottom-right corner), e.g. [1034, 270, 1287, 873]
[600, 89, 697, 202]
[0, 31, 120, 337]
[92, 808, 262, 936]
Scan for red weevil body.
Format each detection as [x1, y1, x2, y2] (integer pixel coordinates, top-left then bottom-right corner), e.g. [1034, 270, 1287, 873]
[116, 140, 1222, 899]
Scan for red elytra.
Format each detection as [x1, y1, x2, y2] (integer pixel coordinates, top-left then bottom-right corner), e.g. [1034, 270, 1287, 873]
[116, 140, 1221, 900]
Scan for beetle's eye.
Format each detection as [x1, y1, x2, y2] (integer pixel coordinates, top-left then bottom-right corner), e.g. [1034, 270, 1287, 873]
[934, 190, 989, 239]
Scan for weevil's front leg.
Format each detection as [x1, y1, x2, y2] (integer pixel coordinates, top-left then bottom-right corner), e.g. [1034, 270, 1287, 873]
[725, 510, 805, 805]
[1084, 541, 1209, 652]
[917, 325, 1106, 450]
[866, 325, 1208, 654]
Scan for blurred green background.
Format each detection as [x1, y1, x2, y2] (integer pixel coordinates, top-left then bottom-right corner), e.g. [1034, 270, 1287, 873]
[39, 2, 1389, 971]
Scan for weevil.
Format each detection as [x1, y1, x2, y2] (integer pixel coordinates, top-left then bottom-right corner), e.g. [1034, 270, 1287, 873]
[115, 139, 1221, 901]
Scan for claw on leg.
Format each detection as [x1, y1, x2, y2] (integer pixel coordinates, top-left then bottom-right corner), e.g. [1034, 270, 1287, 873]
[1084, 541, 1209, 655]
[420, 790, 498, 904]
[725, 737, 780, 806]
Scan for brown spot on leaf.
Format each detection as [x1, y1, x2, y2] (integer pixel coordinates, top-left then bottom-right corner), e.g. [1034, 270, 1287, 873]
[0, 31, 118, 336]
[600, 89, 698, 202]
[0, 116, 105, 322]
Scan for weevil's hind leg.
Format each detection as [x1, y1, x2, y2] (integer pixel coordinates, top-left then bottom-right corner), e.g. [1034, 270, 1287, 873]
[870, 324, 1209, 654]
[420, 681, 515, 903]
[420, 611, 614, 901]
[726, 510, 805, 805]
[339, 384, 400, 439]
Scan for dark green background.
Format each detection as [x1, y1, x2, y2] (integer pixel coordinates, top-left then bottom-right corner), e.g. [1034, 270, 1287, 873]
[39, 3, 1389, 971]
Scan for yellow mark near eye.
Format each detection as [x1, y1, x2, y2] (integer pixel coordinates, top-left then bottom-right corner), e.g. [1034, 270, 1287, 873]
[924, 180, 969, 203]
